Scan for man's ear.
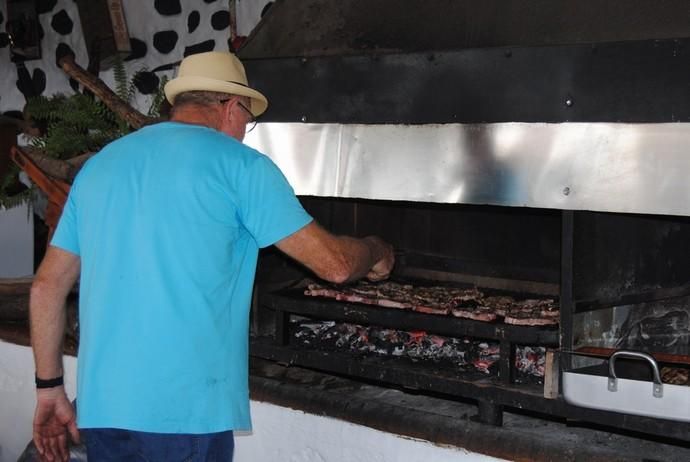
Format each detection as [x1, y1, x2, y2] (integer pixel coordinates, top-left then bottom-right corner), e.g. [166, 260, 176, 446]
[223, 97, 237, 120]
[218, 98, 234, 130]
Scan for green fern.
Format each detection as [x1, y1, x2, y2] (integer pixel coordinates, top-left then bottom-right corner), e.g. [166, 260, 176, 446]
[25, 93, 126, 160]
[148, 75, 169, 117]
[113, 56, 130, 102]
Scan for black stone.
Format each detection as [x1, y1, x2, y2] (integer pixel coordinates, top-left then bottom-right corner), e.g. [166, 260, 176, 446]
[38, 22, 44, 41]
[36, 0, 58, 15]
[16, 65, 46, 99]
[152, 62, 177, 73]
[125, 38, 147, 61]
[0, 33, 9, 48]
[183, 40, 215, 57]
[153, 30, 178, 54]
[187, 11, 200, 33]
[0, 10, 4, 26]
[69, 77, 80, 92]
[55, 42, 75, 68]
[33, 68, 46, 94]
[133, 71, 160, 95]
[203, 0, 218, 3]
[154, 0, 182, 16]
[17, 66, 36, 98]
[51, 9, 73, 35]
[211, 10, 229, 31]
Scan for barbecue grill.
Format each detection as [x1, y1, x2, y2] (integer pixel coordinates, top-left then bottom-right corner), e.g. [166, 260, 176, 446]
[237, 0, 690, 447]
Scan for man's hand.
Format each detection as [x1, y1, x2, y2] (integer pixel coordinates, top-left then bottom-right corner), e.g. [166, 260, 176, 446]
[365, 237, 395, 282]
[33, 386, 80, 462]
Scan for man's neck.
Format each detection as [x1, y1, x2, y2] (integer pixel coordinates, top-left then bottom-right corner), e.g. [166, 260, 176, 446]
[170, 106, 221, 131]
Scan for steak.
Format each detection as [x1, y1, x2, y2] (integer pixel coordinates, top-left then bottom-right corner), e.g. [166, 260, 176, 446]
[303, 280, 558, 326]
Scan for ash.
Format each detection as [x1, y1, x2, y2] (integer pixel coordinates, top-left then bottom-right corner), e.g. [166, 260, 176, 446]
[293, 320, 545, 380]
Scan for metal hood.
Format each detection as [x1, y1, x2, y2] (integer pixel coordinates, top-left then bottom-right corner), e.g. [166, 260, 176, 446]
[239, 1, 690, 217]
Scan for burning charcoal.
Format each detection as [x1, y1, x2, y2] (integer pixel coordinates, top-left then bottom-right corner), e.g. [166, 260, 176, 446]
[473, 359, 493, 373]
[515, 346, 546, 379]
[293, 320, 497, 373]
[471, 340, 501, 374]
[334, 323, 359, 348]
[294, 321, 334, 341]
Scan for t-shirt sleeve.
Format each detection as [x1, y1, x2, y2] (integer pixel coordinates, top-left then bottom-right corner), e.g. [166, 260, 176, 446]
[238, 155, 313, 248]
[50, 180, 81, 256]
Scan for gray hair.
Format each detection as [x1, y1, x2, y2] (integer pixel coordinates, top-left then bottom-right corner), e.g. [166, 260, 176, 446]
[172, 90, 233, 109]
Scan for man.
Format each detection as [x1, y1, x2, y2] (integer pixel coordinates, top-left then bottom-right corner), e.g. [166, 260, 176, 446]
[30, 51, 394, 461]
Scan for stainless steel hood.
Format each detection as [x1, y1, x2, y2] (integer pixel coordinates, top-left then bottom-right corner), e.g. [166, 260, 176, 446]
[246, 122, 690, 217]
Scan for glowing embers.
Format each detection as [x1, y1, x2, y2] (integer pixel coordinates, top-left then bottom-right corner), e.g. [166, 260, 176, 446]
[293, 320, 547, 381]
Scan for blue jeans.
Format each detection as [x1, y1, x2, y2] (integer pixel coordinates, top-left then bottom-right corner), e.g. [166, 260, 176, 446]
[82, 428, 234, 461]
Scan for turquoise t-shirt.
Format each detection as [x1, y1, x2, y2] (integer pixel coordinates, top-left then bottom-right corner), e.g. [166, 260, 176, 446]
[51, 122, 312, 433]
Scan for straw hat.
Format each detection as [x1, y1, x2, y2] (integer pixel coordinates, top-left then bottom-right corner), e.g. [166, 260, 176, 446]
[164, 51, 268, 117]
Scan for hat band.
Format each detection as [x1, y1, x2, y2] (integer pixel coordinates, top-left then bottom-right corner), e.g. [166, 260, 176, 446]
[227, 80, 249, 88]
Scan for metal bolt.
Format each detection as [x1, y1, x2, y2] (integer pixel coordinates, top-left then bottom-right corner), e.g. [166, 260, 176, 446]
[563, 187, 571, 196]
[565, 98, 573, 107]
[301, 57, 308, 65]
[301, 115, 307, 123]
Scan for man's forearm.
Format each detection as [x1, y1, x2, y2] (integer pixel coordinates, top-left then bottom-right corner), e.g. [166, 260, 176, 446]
[276, 221, 394, 284]
[31, 280, 68, 379]
[30, 247, 81, 380]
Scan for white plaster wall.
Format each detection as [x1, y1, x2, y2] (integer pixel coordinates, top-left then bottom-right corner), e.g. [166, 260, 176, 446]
[0, 341, 507, 462]
[235, 402, 507, 462]
[0, 204, 33, 278]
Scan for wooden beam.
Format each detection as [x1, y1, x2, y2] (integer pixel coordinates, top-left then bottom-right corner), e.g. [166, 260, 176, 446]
[58, 54, 154, 130]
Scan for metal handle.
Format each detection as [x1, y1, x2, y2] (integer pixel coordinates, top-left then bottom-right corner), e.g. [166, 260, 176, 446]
[607, 350, 663, 398]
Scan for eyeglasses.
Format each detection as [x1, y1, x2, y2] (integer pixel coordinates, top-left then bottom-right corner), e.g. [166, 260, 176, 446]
[236, 102, 258, 133]
[220, 98, 258, 132]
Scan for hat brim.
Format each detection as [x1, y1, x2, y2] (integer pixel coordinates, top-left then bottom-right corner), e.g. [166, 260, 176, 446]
[164, 76, 268, 117]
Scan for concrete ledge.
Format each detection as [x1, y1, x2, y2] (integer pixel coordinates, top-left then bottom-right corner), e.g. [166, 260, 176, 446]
[249, 358, 690, 462]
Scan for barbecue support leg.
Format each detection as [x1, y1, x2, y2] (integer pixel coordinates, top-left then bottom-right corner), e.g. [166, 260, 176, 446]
[499, 340, 515, 384]
[560, 210, 575, 376]
[275, 310, 290, 345]
[477, 400, 503, 426]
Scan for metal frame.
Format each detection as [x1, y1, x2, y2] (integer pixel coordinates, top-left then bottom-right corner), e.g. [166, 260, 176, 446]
[560, 211, 575, 373]
[251, 207, 689, 440]
[250, 339, 690, 442]
[259, 286, 558, 429]
[265, 291, 559, 346]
